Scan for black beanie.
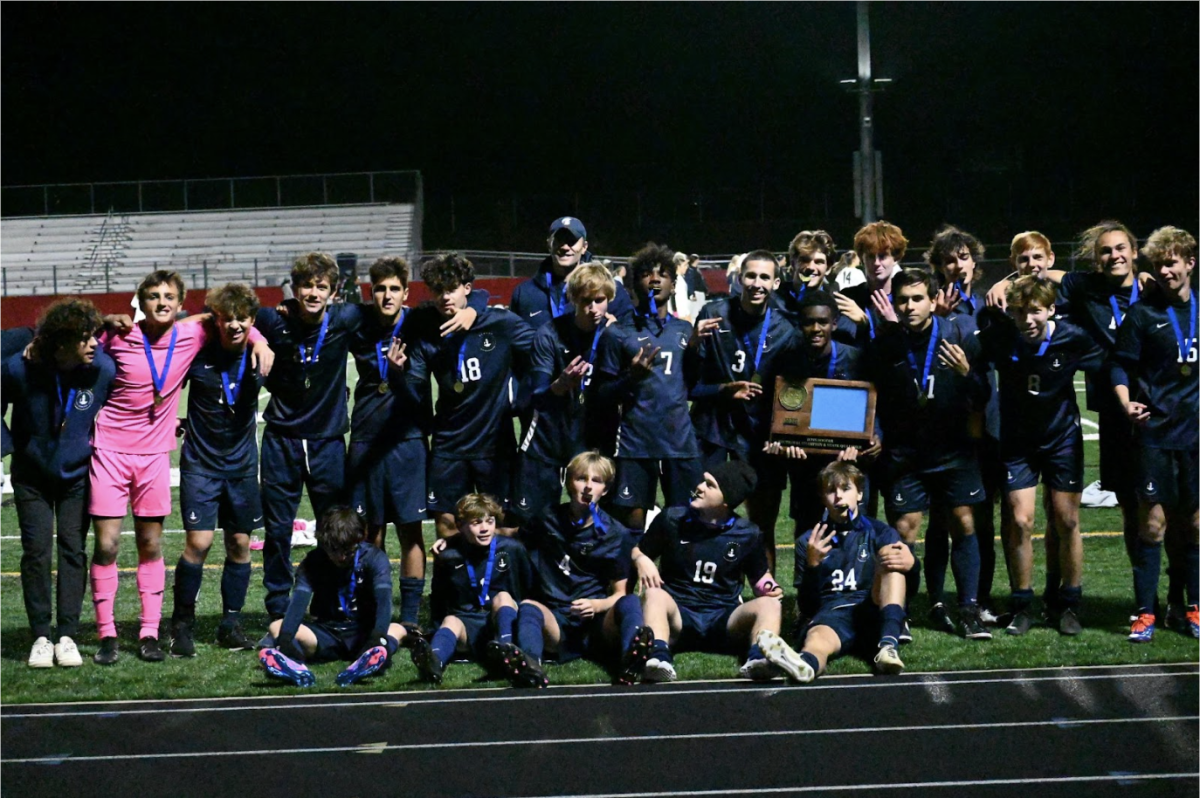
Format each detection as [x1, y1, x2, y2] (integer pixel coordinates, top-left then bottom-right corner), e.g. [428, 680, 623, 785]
[709, 461, 758, 510]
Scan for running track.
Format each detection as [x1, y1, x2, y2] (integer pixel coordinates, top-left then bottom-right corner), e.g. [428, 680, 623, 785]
[3, 663, 1196, 797]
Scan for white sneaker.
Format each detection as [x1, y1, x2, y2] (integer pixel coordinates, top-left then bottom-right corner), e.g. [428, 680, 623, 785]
[54, 636, 84, 667]
[643, 657, 677, 683]
[873, 643, 905, 675]
[1080, 480, 1119, 508]
[978, 606, 1000, 626]
[28, 636, 54, 668]
[738, 656, 781, 681]
[756, 629, 814, 683]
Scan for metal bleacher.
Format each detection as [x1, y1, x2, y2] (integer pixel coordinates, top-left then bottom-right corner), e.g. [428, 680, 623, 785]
[1, 203, 417, 296]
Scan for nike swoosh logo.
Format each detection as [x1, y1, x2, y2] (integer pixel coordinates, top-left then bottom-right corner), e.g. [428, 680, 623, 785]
[638, 336, 650, 342]
[530, 311, 543, 317]
[203, 364, 215, 369]
[253, 516, 263, 523]
[1156, 322, 1171, 329]
[455, 563, 465, 569]
[679, 540, 691, 545]
[970, 489, 982, 496]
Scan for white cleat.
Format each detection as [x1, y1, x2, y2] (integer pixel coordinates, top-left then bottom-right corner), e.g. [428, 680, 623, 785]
[756, 629, 814, 684]
[642, 657, 677, 683]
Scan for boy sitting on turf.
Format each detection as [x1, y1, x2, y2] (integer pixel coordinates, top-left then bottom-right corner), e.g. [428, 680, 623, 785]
[763, 462, 912, 683]
[509, 451, 655, 688]
[411, 493, 534, 685]
[258, 508, 406, 688]
[631, 461, 788, 682]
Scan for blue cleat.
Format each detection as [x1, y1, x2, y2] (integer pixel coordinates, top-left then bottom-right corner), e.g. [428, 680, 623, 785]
[336, 646, 389, 687]
[259, 647, 315, 687]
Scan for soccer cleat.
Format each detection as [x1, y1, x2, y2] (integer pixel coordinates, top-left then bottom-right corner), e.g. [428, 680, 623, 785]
[929, 603, 958, 635]
[1187, 606, 1200, 639]
[757, 629, 813, 684]
[1128, 612, 1156, 643]
[642, 657, 678, 683]
[54, 636, 83, 668]
[898, 620, 913, 645]
[171, 620, 197, 658]
[411, 637, 444, 684]
[139, 636, 166, 662]
[1057, 607, 1083, 636]
[337, 645, 389, 687]
[28, 636, 54, 668]
[615, 626, 654, 686]
[94, 637, 120, 665]
[738, 656, 781, 681]
[256, 631, 276, 650]
[216, 621, 255, 651]
[1005, 608, 1037, 636]
[259, 647, 316, 687]
[399, 622, 427, 649]
[873, 643, 905, 675]
[1164, 603, 1186, 632]
[960, 607, 992, 640]
[494, 641, 548, 689]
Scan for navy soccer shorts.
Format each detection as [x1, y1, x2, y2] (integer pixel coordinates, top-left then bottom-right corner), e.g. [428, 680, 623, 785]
[611, 457, 703, 509]
[310, 620, 369, 663]
[881, 452, 984, 516]
[1136, 446, 1199, 511]
[509, 454, 565, 525]
[180, 472, 262, 533]
[1002, 427, 1085, 494]
[425, 453, 512, 517]
[675, 602, 737, 654]
[348, 438, 428, 526]
[806, 599, 880, 656]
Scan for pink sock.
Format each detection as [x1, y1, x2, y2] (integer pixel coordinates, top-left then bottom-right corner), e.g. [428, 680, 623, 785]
[136, 558, 166, 639]
[91, 562, 119, 640]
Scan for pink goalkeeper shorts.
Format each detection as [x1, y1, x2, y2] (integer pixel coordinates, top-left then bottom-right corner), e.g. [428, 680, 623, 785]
[89, 448, 173, 518]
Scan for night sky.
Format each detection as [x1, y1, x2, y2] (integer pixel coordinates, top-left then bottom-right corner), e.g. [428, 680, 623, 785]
[3, 2, 1197, 253]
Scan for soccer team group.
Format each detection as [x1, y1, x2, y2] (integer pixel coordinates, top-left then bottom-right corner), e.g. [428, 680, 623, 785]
[3, 214, 1197, 690]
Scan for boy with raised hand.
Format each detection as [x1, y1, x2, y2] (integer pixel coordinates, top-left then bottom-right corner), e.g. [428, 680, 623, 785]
[630, 461, 787, 683]
[88, 270, 273, 665]
[593, 243, 702, 533]
[346, 256, 431, 634]
[977, 276, 1107, 635]
[832, 220, 908, 347]
[3, 299, 114, 668]
[259, 507, 406, 688]
[511, 264, 616, 524]
[867, 268, 990, 640]
[508, 452, 653, 687]
[687, 249, 800, 572]
[411, 493, 533, 685]
[766, 462, 913, 683]
[1111, 226, 1200, 642]
[403, 253, 536, 539]
[170, 283, 266, 656]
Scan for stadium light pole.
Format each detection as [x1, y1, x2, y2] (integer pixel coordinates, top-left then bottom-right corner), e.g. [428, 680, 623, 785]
[841, 1, 892, 223]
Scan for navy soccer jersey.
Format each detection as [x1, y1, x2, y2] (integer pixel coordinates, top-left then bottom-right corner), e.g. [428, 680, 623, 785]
[406, 307, 535, 459]
[979, 319, 1106, 447]
[521, 504, 636, 612]
[638, 507, 770, 613]
[1057, 272, 1139, 411]
[834, 283, 890, 347]
[1111, 292, 1199, 451]
[521, 315, 613, 464]
[255, 302, 365, 439]
[511, 259, 636, 328]
[689, 298, 800, 457]
[867, 315, 984, 460]
[430, 535, 533, 622]
[348, 307, 430, 444]
[179, 341, 263, 478]
[283, 541, 392, 634]
[795, 513, 901, 613]
[1, 350, 115, 483]
[594, 313, 700, 459]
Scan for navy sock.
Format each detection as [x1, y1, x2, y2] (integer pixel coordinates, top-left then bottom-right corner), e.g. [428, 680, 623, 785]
[923, 525, 949, 605]
[650, 639, 672, 663]
[800, 651, 820, 674]
[975, 504, 997, 605]
[430, 627, 457, 667]
[879, 604, 905, 648]
[1132, 539, 1163, 614]
[614, 594, 645, 651]
[1059, 585, 1082, 610]
[173, 559, 204, 621]
[399, 577, 425, 626]
[747, 643, 765, 661]
[1187, 545, 1199, 606]
[1010, 588, 1034, 613]
[495, 606, 517, 643]
[904, 556, 921, 613]
[516, 604, 545, 662]
[220, 560, 251, 616]
[951, 534, 981, 607]
[384, 635, 400, 657]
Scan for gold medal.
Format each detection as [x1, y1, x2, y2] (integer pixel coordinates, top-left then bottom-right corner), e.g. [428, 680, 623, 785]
[1183, 364, 1193, 377]
[453, 381, 465, 393]
[304, 375, 312, 391]
[917, 393, 929, 407]
[153, 391, 164, 407]
[751, 372, 763, 385]
[578, 393, 586, 405]
[378, 382, 390, 394]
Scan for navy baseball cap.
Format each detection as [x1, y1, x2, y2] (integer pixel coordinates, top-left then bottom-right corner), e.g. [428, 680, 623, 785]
[549, 216, 587, 241]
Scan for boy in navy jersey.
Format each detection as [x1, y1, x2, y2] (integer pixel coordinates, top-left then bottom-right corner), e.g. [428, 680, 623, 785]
[978, 277, 1107, 635]
[258, 508, 406, 687]
[170, 284, 264, 656]
[346, 257, 431, 632]
[868, 268, 991, 639]
[1112, 226, 1200, 641]
[404, 253, 536, 538]
[512, 265, 616, 524]
[410, 494, 534, 684]
[764, 462, 912, 682]
[688, 249, 800, 573]
[594, 243, 702, 532]
[3, 299, 114, 668]
[833, 221, 908, 347]
[509, 452, 653, 687]
[631, 461, 788, 682]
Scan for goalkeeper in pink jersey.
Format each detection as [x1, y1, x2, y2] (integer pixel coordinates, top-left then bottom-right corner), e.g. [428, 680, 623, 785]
[88, 271, 274, 664]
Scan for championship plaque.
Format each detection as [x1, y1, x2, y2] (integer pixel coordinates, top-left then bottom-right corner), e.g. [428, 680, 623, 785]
[769, 377, 877, 455]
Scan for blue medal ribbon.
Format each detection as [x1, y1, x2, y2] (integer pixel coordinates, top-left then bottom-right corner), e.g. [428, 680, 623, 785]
[221, 348, 248, 408]
[337, 547, 362, 615]
[570, 502, 608, 536]
[298, 311, 331, 377]
[55, 373, 77, 430]
[865, 308, 876, 340]
[826, 340, 839, 379]
[579, 321, 606, 398]
[1109, 279, 1140, 327]
[142, 324, 178, 398]
[906, 317, 939, 397]
[956, 281, 976, 313]
[455, 336, 469, 386]
[1166, 293, 1196, 367]
[546, 274, 569, 318]
[1011, 322, 1053, 362]
[375, 309, 406, 382]
[465, 537, 497, 606]
[740, 307, 772, 378]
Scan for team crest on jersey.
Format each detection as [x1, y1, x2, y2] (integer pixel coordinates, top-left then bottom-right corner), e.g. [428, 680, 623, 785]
[578, 542, 594, 557]
[188, 511, 198, 522]
[518, 497, 528, 508]
[893, 492, 905, 505]
[724, 542, 740, 562]
[356, 505, 364, 515]
[857, 544, 870, 562]
[1007, 471, 1015, 483]
[679, 335, 688, 349]
[1049, 355, 1064, 371]
[620, 485, 632, 498]
[1145, 480, 1157, 495]
[74, 390, 94, 410]
[480, 334, 496, 352]
[427, 490, 436, 502]
[496, 552, 510, 572]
